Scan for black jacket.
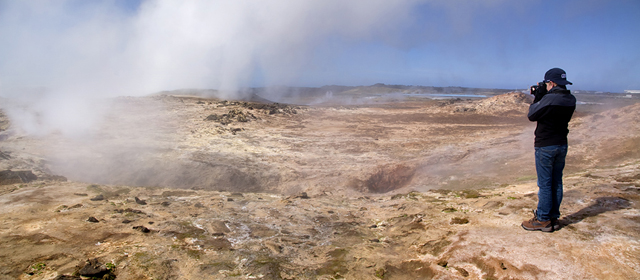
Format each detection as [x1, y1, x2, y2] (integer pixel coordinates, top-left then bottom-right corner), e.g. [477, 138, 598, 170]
[528, 87, 576, 147]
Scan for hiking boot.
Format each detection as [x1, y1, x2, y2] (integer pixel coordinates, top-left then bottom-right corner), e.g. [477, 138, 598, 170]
[550, 218, 562, 231]
[521, 210, 555, 232]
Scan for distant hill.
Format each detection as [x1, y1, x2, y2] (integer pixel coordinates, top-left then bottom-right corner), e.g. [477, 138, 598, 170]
[152, 84, 635, 106]
[250, 84, 514, 97]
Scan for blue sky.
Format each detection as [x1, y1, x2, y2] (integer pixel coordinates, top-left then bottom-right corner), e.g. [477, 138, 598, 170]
[298, 0, 640, 92]
[1, 0, 639, 94]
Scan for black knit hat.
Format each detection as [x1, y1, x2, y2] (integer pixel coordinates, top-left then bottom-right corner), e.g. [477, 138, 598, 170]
[544, 68, 572, 85]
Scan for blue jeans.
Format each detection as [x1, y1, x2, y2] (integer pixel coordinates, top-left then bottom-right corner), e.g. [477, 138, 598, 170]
[535, 144, 568, 221]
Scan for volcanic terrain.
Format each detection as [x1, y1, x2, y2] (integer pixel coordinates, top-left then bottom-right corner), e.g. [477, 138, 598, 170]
[1, 90, 639, 279]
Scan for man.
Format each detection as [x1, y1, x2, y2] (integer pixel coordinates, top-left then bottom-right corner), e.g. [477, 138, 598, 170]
[522, 68, 576, 232]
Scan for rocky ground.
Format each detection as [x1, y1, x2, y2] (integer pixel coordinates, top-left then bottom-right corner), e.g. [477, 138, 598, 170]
[0, 91, 639, 279]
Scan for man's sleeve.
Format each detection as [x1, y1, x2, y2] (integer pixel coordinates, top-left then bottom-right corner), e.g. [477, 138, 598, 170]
[528, 101, 549, 121]
[528, 95, 554, 121]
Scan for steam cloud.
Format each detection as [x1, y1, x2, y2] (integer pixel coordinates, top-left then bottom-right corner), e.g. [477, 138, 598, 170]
[0, 1, 429, 90]
[0, 0, 447, 134]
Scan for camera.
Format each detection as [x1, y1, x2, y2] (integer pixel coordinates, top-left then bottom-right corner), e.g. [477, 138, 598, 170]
[530, 81, 547, 96]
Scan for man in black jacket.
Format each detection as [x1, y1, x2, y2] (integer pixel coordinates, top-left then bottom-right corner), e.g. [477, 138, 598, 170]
[522, 68, 576, 232]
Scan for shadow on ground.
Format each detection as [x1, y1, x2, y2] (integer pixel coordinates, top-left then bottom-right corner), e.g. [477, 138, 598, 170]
[560, 196, 632, 227]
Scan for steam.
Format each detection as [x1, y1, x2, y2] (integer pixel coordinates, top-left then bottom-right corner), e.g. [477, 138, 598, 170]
[0, 1, 427, 93]
[0, 0, 438, 135]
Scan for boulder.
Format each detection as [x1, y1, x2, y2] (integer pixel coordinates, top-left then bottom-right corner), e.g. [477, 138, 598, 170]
[78, 258, 108, 278]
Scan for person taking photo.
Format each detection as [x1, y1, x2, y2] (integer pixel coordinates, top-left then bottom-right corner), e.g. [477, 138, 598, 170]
[522, 68, 576, 232]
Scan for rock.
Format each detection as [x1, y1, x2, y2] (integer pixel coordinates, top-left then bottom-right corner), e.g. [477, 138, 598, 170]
[122, 219, 133, 224]
[73, 193, 88, 196]
[135, 197, 147, 205]
[230, 128, 243, 135]
[115, 208, 144, 214]
[133, 226, 150, 233]
[90, 194, 104, 201]
[456, 267, 470, 277]
[161, 201, 171, 206]
[87, 217, 99, 223]
[78, 258, 108, 277]
[450, 217, 469, 224]
[53, 275, 81, 280]
[442, 207, 457, 213]
[205, 109, 255, 126]
[0, 170, 37, 185]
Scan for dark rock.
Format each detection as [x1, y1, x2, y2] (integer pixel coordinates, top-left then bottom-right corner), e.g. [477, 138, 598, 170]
[204, 109, 256, 126]
[297, 192, 310, 199]
[450, 217, 469, 224]
[90, 194, 104, 201]
[194, 202, 204, 208]
[0, 170, 37, 185]
[79, 258, 108, 277]
[122, 219, 133, 224]
[133, 226, 150, 233]
[74, 193, 88, 196]
[87, 217, 99, 223]
[455, 267, 470, 277]
[53, 275, 81, 280]
[114, 208, 144, 214]
[135, 197, 147, 205]
[161, 201, 171, 206]
[227, 198, 234, 202]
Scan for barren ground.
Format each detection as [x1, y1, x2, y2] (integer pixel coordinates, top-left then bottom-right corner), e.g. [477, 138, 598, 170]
[1, 92, 639, 279]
